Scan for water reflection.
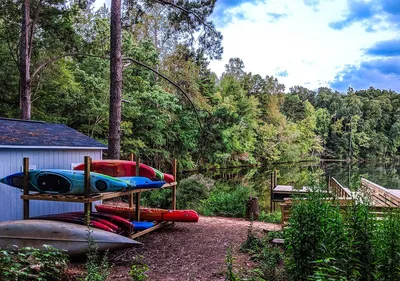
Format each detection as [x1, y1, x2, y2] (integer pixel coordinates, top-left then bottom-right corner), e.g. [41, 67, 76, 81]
[182, 161, 400, 211]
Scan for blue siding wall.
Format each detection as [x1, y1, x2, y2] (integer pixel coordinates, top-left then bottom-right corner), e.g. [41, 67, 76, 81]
[0, 149, 102, 221]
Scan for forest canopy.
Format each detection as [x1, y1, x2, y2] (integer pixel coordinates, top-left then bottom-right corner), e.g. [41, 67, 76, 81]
[0, 1, 398, 169]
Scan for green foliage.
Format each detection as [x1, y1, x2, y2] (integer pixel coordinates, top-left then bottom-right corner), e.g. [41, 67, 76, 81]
[240, 222, 286, 281]
[129, 256, 149, 281]
[140, 188, 172, 209]
[258, 211, 282, 224]
[80, 229, 110, 281]
[374, 210, 400, 280]
[225, 246, 240, 281]
[0, 245, 68, 281]
[199, 184, 251, 217]
[176, 174, 215, 209]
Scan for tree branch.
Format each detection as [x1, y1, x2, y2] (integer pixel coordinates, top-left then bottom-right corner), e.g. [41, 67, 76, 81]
[29, 0, 43, 59]
[32, 53, 108, 78]
[123, 57, 203, 131]
[31, 53, 203, 130]
[154, 0, 216, 33]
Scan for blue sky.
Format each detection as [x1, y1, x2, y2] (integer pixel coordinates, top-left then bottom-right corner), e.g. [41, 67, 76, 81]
[94, 0, 400, 93]
[208, 0, 400, 92]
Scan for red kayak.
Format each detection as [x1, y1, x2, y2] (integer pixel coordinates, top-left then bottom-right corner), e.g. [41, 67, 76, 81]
[32, 212, 133, 234]
[95, 205, 199, 223]
[32, 215, 116, 233]
[73, 160, 175, 183]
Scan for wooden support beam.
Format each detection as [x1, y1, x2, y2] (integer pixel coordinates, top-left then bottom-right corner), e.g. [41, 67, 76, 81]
[129, 153, 134, 161]
[270, 171, 274, 212]
[84, 156, 91, 225]
[172, 159, 177, 210]
[128, 153, 135, 207]
[135, 157, 141, 221]
[23, 157, 29, 220]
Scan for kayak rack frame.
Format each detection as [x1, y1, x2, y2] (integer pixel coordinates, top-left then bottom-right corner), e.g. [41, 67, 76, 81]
[21, 154, 178, 239]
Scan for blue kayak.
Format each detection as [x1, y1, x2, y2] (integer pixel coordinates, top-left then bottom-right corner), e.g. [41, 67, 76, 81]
[132, 221, 154, 231]
[0, 169, 129, 195]
[118, 176, 165, 189]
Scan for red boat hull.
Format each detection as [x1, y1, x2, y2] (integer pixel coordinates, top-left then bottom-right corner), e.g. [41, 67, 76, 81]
[95, 205, 199, 222]
[74, 160, 155, 179]
[73, 160, 175, 183]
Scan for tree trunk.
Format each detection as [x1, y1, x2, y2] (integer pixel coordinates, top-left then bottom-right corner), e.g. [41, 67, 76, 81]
[20, 0, 31, 120]
[108, 0, 122, 159]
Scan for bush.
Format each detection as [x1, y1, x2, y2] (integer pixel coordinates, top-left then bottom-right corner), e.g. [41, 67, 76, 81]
[80, 229, 110, 281]
[258, 211, 281, 224]
[0, 245, 68, 281]
[141, 188, 172, 209]
[199, 184, 251, 217]
[177, 174, 215, 210]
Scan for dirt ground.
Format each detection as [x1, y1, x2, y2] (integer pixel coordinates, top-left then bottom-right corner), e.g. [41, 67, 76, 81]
[91, 216, 282, 281]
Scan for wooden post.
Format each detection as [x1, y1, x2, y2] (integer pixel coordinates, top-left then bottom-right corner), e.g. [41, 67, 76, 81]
[135, 157, 141, 221]
[274, 170, 277, 187]
[84, 156, 91, 225]
[23, 157, 29, 220]
[129, 153, 135, 208]
[172, 159, 177, 210]
[327, 176, 331, 195]
[270, 171, 274, 212]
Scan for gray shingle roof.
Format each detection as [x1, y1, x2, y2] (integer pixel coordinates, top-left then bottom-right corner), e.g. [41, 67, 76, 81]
[0, 118, 107, 149]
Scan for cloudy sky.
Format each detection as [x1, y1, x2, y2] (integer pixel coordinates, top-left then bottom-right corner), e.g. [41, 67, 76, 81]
[96, 0, 400, 92]
[208, 0, 400, 92]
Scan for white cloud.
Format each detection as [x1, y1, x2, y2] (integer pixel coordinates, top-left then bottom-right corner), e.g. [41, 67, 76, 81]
[209, 0, 396, 91]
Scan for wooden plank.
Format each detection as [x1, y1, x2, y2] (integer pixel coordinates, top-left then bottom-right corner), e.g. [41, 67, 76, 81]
[172, 159, 177, 210]
[23, 157, 29, 220]
[130, 221, 171, 239]
[84, 156, 91, 223]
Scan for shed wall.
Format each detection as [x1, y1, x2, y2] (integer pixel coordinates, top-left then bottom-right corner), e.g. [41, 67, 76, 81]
[0, 149, 102, 221]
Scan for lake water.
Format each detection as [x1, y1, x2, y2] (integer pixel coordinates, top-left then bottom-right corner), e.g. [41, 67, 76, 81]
[183, 161, 400, 210]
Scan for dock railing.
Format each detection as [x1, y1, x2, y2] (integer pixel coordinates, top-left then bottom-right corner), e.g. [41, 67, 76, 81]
[328, 177, 352, 199]
[359, 178, 400, 207]
[280, 178, 400, 226]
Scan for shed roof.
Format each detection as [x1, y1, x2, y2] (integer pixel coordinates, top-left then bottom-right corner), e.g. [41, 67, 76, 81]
[0, 118, 107, 149]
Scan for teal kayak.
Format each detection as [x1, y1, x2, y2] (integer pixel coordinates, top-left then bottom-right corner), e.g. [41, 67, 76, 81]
[0, 169, 129, 195]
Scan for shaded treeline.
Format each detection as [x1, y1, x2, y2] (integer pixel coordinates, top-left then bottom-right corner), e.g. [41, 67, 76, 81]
[0, 2, 398, 170]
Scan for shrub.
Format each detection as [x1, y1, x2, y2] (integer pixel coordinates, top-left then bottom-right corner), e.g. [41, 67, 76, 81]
[176, 174, 215, 210]
[258, 210, 281, 224]
[199, 184, 251, 217]
[80, 229, 110, 281]
[0, 245, 68, 281]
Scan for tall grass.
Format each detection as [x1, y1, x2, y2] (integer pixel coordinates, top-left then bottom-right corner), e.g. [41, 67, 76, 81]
[284, 189, 400, 281]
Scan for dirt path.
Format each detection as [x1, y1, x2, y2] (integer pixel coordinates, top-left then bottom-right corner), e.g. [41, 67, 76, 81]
[108, 216, 281, 281]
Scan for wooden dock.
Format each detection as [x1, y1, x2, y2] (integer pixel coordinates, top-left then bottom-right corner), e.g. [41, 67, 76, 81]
[278, 176, 400, 225]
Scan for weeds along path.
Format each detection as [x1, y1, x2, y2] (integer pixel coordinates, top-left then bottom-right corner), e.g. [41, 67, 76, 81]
[109, 216, 281, 281]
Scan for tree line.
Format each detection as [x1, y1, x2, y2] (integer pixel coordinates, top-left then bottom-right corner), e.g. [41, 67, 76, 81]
[0, 1, 398, 169]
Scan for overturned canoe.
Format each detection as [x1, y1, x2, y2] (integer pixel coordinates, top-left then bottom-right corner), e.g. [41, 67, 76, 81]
[95, 204, 199, 222]
[0, 169, 129, 194]
[0, 220, 142, 256]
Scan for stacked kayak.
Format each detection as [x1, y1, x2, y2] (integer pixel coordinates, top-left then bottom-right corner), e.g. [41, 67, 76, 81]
[32, 212, 133, 235]
[0, 170, 165, 195]
[74, 160, 175, 183]
[0, 220, 141, 256]
[95, 204, 199, 222]
[0, 169, 129, 194]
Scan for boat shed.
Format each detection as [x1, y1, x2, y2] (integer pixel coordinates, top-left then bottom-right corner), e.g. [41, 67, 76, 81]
[0, 117, 107, 222]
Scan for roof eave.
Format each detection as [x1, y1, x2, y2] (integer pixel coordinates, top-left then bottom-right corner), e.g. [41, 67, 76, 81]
[0, 145, 107, 150]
